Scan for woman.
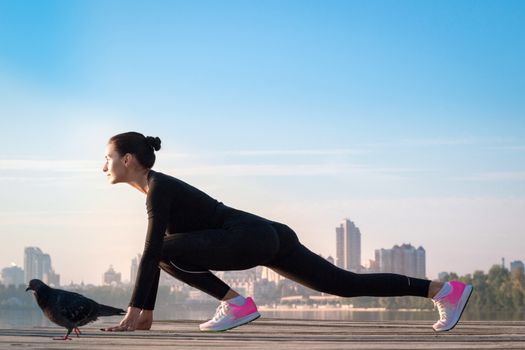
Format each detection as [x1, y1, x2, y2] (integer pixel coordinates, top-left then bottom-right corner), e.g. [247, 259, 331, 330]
[102, 132, 472, 333]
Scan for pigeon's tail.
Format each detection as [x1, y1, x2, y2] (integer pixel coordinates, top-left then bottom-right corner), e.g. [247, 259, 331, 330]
[97, 304, 126, 317]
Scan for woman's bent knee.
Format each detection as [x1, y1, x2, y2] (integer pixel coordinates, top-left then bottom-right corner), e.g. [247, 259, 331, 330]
[269, 222, 301, 260]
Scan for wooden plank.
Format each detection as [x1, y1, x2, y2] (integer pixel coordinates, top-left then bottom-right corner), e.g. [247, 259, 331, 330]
[1, 319, 524, 349]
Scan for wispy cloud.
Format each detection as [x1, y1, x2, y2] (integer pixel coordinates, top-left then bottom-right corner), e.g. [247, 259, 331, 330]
[171, 163, 428, 177]
[458, 171, 525, 182]
[400, 137, 476, 146]
[219, 149, 368, 156]
[162, 148, 368, 158]
[0, 160, 100, 172]
[0, 159, 102, 184]
[0, 157, 429, 179]
[484, 145, 525, 152]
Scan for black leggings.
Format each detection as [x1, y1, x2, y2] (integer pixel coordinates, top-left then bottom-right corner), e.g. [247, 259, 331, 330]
[143, 210, 430, 309]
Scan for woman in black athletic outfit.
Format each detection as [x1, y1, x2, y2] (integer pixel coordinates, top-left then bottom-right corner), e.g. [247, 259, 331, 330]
[102, 132, 473, 333]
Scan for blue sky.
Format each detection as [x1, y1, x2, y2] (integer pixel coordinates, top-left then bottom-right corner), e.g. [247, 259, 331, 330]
[0, 0, 524, 285]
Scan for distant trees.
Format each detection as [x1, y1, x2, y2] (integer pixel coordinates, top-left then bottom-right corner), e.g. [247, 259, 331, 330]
[371, 265, 525, 313]
[441, 265, 525, 313]
[336, 265, 525, 313]
[0, 284, 34, 308]
[2, 264, 524, 316]
[0, 283, 182, 312]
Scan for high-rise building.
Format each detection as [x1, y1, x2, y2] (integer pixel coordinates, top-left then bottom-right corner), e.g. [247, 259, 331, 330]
[373, 243, 426, 279]
[415, 246, 426, 278]
[103, 265, 122, 285]
[335, 219, 361, 272]
[130, 254, 141, 285]
[375, 248, 392, 273]
[1, 264, 24, 286]
[336, 226, 344, 269]
[41, 254, 51, 278]
[44, 270, 61, 287]
[24, 247, 43, 284]
[511, 260, 525, 274]
[24, 247, 60, 286]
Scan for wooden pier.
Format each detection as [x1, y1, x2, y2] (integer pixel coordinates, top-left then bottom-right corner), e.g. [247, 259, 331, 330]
[1, 319, 524, 349]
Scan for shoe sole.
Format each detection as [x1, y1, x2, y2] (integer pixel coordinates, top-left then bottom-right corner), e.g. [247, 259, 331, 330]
[434, 284, 473, 332]
[200, 312, 261, 332]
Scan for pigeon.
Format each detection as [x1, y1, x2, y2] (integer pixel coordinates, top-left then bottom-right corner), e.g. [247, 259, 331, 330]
[26, 279, 126, 340]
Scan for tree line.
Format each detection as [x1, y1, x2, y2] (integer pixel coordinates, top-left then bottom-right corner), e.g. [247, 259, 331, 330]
[350, 264, 525, 314]
[1, 264, 524, 315]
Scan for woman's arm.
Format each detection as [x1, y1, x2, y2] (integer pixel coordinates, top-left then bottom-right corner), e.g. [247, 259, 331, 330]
[102, 306, 141, 331]
[136, 309, 153, 330]
[103, 178, 171, 331]
[134, 269, 161, 330]
[102, 308, 154, 332]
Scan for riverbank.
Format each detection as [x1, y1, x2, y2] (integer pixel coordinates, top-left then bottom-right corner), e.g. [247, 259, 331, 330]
[258, 304, 422, 311]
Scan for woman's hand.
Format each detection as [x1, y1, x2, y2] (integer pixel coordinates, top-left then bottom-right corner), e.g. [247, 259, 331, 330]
[101, 306, 141, 332]
[135, 309, 153, 330]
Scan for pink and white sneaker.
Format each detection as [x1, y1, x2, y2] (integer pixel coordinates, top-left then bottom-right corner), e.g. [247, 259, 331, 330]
[432, 280, 473, 332]
[199, 297, 260, 332]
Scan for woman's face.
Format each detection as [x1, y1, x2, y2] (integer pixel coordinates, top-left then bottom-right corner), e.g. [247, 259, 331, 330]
[103, 143, 128, 184]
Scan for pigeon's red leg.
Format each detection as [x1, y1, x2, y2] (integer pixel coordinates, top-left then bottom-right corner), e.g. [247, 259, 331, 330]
[74, 328, 82, 337]
[53, 329, 73, 340]
[52, 336, 72, 341]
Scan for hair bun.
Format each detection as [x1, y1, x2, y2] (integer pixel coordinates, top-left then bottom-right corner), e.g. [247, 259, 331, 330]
[146, 136, 162, 151]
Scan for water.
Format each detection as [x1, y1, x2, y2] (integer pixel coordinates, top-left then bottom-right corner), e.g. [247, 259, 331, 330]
[1, 307, 522, 329]
[0, 308, 124, 329]
[156, 304, 443, 322]
[0, 309, 51, 328]
[260, 308, 439, 321]
[256, 308, 525, 322]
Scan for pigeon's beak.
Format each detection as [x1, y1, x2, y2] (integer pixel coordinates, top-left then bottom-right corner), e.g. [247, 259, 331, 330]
[25, 287, 30, 292]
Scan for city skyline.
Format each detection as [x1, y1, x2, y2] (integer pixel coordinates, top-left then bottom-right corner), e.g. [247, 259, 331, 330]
[1, 1, 524, 285]
[2, 235, 523, 287]
[0, 243, 525, 288]
[372, 243, 426, 279]
[336, 219, 362, 272]
[23, 247, 60, 286]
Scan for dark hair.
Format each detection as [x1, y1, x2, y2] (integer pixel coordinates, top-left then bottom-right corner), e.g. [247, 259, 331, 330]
[109, 132, 161, 169]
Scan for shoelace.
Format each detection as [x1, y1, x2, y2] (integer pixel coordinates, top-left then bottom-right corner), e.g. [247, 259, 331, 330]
[212, 302, 230, 321]
[434, 298, 450, 321]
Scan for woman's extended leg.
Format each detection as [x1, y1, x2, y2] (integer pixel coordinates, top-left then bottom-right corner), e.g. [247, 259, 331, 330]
[266, 222, 431, 297]
[268, 242, 431, 297]
[266, 222, 473, 332]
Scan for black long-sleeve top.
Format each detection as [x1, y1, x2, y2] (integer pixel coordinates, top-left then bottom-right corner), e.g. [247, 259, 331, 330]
[128, 170, 226, 309]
